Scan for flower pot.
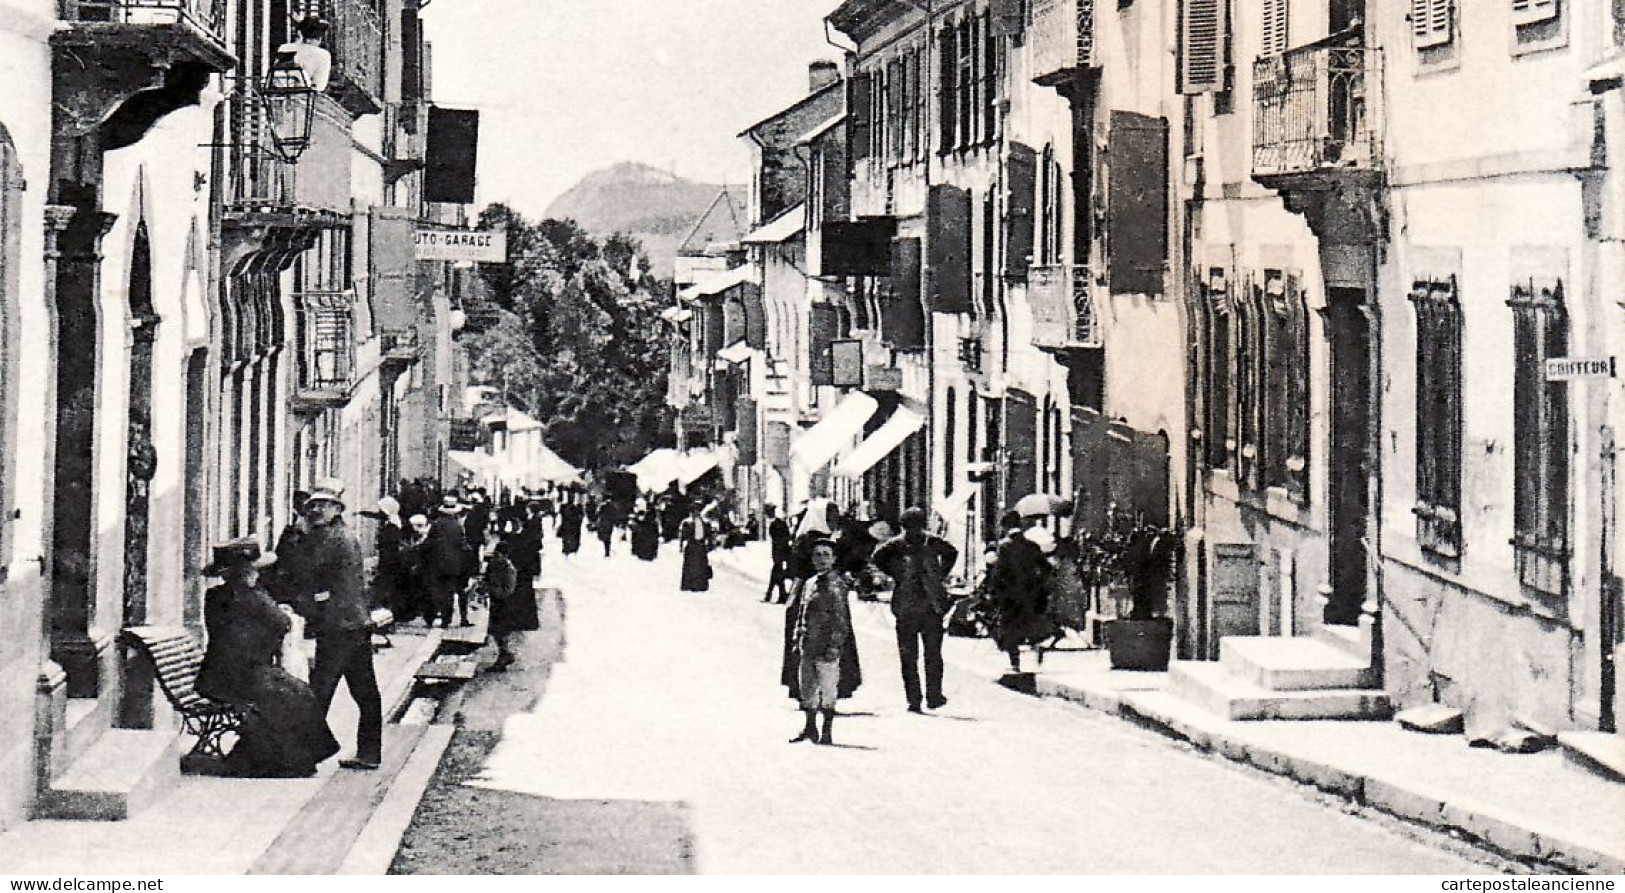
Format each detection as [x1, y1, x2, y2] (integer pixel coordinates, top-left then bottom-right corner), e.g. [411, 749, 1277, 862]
[1105, 618, 1174, 671]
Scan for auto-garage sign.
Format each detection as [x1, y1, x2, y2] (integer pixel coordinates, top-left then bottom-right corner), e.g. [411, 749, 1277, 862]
[414, 229, 507, 263]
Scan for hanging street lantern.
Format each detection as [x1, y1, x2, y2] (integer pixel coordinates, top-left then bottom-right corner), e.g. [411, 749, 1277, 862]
[263, 16, 331, 162]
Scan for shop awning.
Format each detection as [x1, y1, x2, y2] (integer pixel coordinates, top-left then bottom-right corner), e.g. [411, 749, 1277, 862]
[714, 340, 754, 367]
[659, 305, 694, 323]
[628, 448, 685, 493]
[742, 204, 805, 245]
[536, 444, 581, 484]
[931, 485, 979, 526]
[677, 450, 723, 486]
[679, 265, 759, 302]
[790, 391, 880, 470]
[834, 403, 926, 479]
[448, 450, 493, 475]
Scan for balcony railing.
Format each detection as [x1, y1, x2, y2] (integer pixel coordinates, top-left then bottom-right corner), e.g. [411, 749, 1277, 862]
[60, 0, 226, 37]
[292, 0, 383, 115]
[1252, 45, 1381, 182]
[1029, 0, 1097, 86]
[293, 294, 355, 408]
[1028, 264, 1099, 349]
[223, 92, 354, 215]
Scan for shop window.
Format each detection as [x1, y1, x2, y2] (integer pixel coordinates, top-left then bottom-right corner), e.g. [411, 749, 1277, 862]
[1510, 277, 1570, 612]
[1411, 276, 1463, 558]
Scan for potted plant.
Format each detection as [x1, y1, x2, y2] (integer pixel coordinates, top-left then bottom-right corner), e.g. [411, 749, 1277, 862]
[1098, 522, 1177, 671]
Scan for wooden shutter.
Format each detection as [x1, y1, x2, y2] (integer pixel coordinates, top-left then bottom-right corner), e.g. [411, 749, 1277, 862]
[849, 71, 872, 163]
[1181, 0, 1227, 93]
[1005, 142, 1037, 280]
[1106, 111, 1169, 297]
[1511, 0, 1559, 26]
[741, 283, 768, 350]
[939, 24, 957, 152]
[736, 397, 759, 466]
[1260, 0, 1289, 56]
[1412, 0, 1452, 49]
[886, 237, 926, 350]
[809, 302, 838, 386]
[927, 185, 973, 313]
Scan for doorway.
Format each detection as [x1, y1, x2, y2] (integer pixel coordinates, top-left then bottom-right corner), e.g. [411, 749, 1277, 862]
[1325, 286, 1371, 625]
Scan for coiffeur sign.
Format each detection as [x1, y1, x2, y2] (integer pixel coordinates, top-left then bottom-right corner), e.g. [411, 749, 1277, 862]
[414, 229, 508, 263]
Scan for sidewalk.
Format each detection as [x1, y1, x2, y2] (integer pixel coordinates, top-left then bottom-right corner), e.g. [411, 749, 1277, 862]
[713, 542, 1625, 874]
[0, 622, 459, 875]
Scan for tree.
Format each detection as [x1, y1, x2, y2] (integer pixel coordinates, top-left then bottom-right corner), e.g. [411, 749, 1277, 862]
[459, 205, 674, 472]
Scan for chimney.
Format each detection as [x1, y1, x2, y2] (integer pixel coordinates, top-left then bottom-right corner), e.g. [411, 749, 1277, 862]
[809, 60, 840, 94]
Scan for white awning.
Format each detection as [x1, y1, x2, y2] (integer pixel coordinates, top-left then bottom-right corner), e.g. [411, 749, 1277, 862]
[448, 450, 493, 475]
[679, 265, 758, 302]
[834, 404, 926, 479]
[714, 340, 754, 366]
[659, 306, 694, 323]
[789, 391, 880, 470]
[628, 448, 684, 492]
[536, 445, 581, 484]
[931, 485, 979, 525]
[677, 450, 723, 486]
[742, 204, 805, 244]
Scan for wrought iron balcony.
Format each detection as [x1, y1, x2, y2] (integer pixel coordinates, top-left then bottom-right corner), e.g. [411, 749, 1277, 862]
[379, 327, 420, 369]
[53, 0, 234, 140]
[292, 295, 355, 411]
[291, 0, 383, 116]
[1252, 44, 1381, 187]
[1027, 264, 1100, 350]
[222, 92, 355, 220]
[1029, 0, 1098, 87]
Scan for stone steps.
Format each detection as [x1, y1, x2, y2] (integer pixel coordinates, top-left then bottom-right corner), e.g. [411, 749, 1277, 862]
[1220, 635, 1377, 691]
[37, 728, 181, 821]
[1557, 732, 1625, 783]
[1168, 660, 1392, 721]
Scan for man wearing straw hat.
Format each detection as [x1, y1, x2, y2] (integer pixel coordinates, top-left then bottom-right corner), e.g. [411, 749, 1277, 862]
[301, 476, 382, 770]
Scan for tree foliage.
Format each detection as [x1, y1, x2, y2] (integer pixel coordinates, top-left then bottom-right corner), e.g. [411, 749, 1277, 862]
[459, 203, 674, 471]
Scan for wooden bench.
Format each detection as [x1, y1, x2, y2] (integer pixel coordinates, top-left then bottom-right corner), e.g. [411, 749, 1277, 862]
[122, 626, 243, 758]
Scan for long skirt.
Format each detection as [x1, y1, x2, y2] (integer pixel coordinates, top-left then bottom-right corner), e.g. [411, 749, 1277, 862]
[631, 520, 660, 561]
[679, 542, 712, 591]
[224, 666, 340, 778]
[559, 525, 582, 555]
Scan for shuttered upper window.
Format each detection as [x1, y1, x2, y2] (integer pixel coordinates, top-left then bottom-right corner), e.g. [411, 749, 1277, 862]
[1511, 0, 1558, 27]
[1411, 0, 1453, 50]
[1260, 0, 1290, 56]
[1180, 0, 1227, 94]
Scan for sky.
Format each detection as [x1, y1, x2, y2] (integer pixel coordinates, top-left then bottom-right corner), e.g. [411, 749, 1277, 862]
[420, 0, 846, 217]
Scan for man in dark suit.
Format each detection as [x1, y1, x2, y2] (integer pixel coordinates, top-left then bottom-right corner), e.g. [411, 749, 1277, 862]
[426, 495, 469, 627]
[300, 477, 382, 770]
[763, 505, 792, 604]
[871, 507, 959, 713]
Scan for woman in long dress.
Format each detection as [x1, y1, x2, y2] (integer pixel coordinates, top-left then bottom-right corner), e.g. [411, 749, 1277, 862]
[678, 507, 713, 591]
[631, 500, 660, 561]
[196, 541, 340, 778]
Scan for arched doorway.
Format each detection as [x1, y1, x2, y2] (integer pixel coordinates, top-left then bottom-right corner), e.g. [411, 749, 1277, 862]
[122, 222, 158, 626]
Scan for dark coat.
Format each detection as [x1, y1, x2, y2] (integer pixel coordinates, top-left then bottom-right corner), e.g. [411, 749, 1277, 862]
[781, 572, 862, 700]
[197, 579, 290, 705]
[485, 551, 539, 635]
[426, 514, 467, 578]
[987, 533, 1059, 652]
[301, 518, 371, 634]
[872, 532, 959, 619]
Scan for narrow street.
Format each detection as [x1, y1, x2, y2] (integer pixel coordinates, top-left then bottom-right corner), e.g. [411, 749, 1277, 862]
[394, 544, 1502, 874]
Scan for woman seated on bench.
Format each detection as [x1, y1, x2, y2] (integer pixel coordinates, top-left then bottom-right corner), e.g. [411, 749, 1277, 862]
[196, 540, 340, 778]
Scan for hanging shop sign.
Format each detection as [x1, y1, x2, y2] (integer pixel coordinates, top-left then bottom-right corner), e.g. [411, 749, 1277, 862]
[414, 229, 507, 263]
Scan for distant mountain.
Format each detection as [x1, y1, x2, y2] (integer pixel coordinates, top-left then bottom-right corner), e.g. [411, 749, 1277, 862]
[545, 162, 731, 279]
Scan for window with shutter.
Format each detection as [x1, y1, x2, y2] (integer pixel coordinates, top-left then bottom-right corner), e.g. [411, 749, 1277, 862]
[939, 24, 957, 152]
[809, 302, 839, 386]
[1509, 277, 1570, 609]
[1106, 111, 1169, 297]
[1181, 0, 1226, 94]
[984, 13, 1001, 144]
[1412, 0, 1453, 49]
[1511, 0, 1559, 27]
[1005, 142, 1037, 281]
[886, 237, 926, 350]
[1410, 276, 1463, 557]
[1260, 0, 1289, 56]
[928, 185, 974, 313]
[1203, 268, 1233, 470]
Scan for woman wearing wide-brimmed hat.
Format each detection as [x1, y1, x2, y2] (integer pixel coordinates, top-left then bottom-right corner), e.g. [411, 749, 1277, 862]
[196, 539, 340, 777]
